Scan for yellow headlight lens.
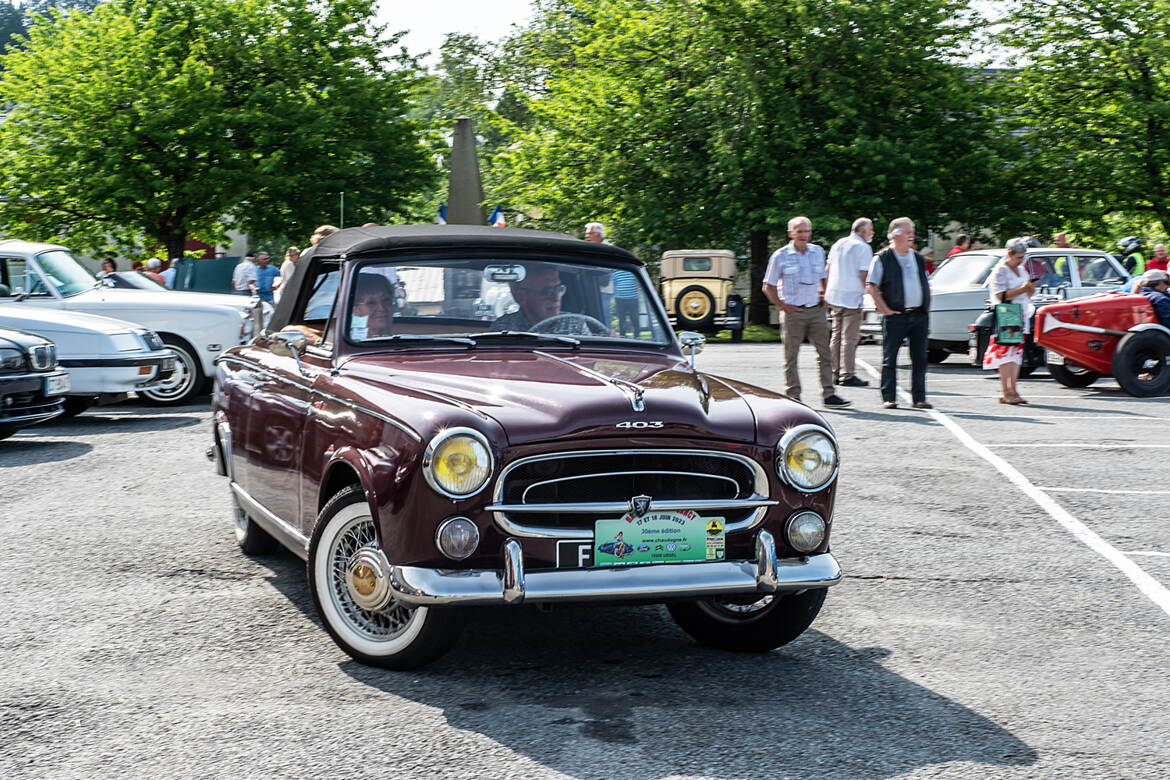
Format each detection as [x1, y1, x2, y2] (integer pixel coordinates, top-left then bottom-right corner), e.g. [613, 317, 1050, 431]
[429, 434, 491, 496]
[780, 431, 837, 490]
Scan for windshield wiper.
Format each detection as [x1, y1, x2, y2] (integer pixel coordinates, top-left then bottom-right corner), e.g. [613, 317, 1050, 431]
[467, 330, 581, 348]
[372, 334, 476, 347]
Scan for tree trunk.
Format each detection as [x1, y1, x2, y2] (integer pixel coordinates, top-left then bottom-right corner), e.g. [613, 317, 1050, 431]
[162, 233, 187, 262]
[748, 228, 771, 325]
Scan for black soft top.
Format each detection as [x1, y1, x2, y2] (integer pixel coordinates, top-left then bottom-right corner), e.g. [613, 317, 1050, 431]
[270, 224, 640, 332]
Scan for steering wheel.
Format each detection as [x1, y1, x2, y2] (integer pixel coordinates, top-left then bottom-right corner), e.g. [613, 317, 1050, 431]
[531, 312, 609, 336]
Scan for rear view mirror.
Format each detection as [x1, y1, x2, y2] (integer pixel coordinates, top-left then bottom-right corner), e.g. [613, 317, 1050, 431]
[484, 264, 526, 283]
[678, 331, 706, 367]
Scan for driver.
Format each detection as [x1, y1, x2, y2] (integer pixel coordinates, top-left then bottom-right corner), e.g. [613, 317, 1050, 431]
[1139, 269, 1170, 327]
[490, 265, 567, 332]
[350, 272, 396, 339]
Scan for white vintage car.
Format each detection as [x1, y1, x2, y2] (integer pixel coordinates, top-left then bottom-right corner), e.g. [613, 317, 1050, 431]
[0, 240, 270, 404]
[861, 248, 1130, 362]
[0, 306, 177, 416]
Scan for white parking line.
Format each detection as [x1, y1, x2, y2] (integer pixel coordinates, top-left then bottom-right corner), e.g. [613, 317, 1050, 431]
[1038, 487, 1170, 496]
[992, 443, 1170, 449]
[1125, 551, 1170, 558]
[857, 357, 1170, 620]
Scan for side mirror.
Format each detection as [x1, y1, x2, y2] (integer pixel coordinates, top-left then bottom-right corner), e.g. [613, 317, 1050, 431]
[678, 331, 706, 368]
[270, 331, 307, 358]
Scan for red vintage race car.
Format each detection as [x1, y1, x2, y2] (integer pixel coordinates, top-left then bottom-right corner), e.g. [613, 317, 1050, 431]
[1035, 292, 1170, 396]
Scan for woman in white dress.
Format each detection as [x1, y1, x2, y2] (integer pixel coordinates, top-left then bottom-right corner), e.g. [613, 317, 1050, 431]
[274, 246, 300, 302]
[983, 237, 1036, 404]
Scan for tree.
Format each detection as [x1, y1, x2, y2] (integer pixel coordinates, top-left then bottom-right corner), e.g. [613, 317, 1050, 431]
[1002, 0, 1170, 239]
[0, 0, 437, 257]
[490, 0, 1013, 322]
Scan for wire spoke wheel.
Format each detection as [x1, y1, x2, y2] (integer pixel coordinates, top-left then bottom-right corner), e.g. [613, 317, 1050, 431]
[327, 515, 417, 640]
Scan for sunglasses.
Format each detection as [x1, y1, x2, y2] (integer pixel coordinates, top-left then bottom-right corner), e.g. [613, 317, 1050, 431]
[523, 283, 566, 298]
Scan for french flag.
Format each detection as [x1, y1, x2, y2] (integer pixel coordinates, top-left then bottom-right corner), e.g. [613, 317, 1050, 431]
[489, 206, 506, 227]
[437, 204, 447, 224]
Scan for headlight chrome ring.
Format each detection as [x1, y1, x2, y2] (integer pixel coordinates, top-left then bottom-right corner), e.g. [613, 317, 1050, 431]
[423, 427, 494, 499]
[776, 424, 839, 493]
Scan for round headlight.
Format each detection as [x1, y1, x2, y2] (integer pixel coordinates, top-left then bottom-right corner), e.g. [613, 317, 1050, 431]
[786, 511, 826, 553]
[777, 425, 838, 492]
[436, 516, 480, 560]
[424, 428, 493, 498]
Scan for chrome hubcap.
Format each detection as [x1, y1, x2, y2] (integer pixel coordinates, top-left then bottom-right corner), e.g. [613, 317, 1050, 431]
[328, 516, 415, 640]
[145, 347, 194, 400]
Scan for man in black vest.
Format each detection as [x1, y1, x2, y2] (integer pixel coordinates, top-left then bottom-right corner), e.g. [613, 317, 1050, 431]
[865, 217, 933, 410]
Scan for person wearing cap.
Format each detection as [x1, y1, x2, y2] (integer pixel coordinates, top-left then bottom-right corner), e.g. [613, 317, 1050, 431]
[1139, 269, 1170, 327]
[144, 258, 166, 285]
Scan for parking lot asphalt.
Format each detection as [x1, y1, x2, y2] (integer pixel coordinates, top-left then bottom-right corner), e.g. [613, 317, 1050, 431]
[2, 343, 1168, 779]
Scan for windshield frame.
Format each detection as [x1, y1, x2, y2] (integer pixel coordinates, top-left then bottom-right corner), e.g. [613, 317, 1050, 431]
[337, 251, 677, 356]
[33, 249, 99, 298]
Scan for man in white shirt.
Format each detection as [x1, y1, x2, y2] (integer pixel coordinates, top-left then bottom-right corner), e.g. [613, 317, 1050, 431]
[232, 252, 258, 295]
[763, 216, 851, 408]
[825, 218, 873, 387]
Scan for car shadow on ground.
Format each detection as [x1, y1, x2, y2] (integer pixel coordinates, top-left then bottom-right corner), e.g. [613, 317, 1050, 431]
[37, 413, 201, 434]
[0, 439, 93, 467]
[333, 604, 1037, 780]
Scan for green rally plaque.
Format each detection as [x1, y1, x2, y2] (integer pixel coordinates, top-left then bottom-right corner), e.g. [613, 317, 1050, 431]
[594, 509, 726, 567]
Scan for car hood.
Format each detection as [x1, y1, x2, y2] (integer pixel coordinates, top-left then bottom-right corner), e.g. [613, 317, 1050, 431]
[0, 305, 136, 336]
[73, 286, 253, 314]
[338, 350, 761, 446]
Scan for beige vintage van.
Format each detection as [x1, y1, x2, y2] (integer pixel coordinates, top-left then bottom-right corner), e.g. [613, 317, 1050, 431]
[659, 249, 745, 339]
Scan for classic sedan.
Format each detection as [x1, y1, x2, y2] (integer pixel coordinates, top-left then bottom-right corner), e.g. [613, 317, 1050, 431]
[210, 225, 842, 669]
[861, 248, 1130, 362]
[0, 240, 270, 404]
[0, 325, 68, 439]
[0, 306, 176, 416]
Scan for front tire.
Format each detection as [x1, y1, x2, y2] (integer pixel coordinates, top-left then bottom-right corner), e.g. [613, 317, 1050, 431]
[927, 347, 950, 364]
[61, 397, 96, 418]
[141, 336, 205, 406]
[232, 491, 276, 555]
[667, 588, 827, 652]
[308, 486, 464, 669]
[1112, 330, 1170, 397]
[1048, 362, 1101, 388]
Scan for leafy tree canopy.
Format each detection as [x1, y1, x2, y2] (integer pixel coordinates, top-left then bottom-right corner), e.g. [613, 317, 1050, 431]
[0, 0, 438, 257]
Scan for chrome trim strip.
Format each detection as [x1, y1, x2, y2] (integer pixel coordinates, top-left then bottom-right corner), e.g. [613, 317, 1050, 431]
[216, 421, 234, 480]
[519, 469, 742, 504]
[0, 406, 63, 425]
[491, 448, 771, 539]
[229, 481, 309, 560]
[487, 498, 777, 514]
[776, 424, 840, 494]
[422, 427, 494, 499]
[388, 549, 841, 606]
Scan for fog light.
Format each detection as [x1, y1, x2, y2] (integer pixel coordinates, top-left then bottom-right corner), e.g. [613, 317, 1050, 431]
[785, 511, 826, 553]
[436, 516, 480, 560]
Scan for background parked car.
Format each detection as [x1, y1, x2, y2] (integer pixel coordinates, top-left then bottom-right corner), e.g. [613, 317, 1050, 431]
[0, 325, 68, 439]
[659, 249, 745, 340]
[861, 248, 1130, 362]
[0, 306, 176, 416]
[0, 240, 271, 404]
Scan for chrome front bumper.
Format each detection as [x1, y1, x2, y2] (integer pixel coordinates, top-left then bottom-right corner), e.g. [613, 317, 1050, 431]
[389, 530, 841, 607]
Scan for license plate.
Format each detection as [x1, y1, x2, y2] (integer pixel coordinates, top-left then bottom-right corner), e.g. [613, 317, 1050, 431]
[44, 372, 69, 396]
[556, 539, 594, 568]
[594, 510, 725, 567]
[1046, 351, 1065, 365]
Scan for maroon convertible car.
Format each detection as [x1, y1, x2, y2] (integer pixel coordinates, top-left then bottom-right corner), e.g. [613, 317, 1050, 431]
[209, 225, 842, 668]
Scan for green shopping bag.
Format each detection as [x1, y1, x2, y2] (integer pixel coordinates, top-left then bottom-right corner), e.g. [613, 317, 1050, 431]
[994, 302, 1024, 345]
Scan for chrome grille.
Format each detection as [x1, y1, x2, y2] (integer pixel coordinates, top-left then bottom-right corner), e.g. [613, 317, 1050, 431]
[487, 449, 776, 539]
[28, 344, 55, 371]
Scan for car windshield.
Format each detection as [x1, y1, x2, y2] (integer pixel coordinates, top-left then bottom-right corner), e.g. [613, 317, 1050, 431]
[930, 253, 999, 287]
[345, 258, 670, 346]
[35, 249, 98, 296]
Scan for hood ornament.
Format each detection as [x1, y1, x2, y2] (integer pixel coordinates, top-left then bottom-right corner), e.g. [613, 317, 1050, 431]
[630, 495, 652, 517]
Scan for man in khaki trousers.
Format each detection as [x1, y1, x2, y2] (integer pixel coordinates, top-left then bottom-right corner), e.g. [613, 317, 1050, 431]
[825, 218, 874, 387]
[763, 217, 852, 408]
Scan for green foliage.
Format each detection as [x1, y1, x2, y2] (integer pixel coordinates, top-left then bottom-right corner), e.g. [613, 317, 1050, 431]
[1002, 0, 1170, 241]
[0, 0, 437, 256]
